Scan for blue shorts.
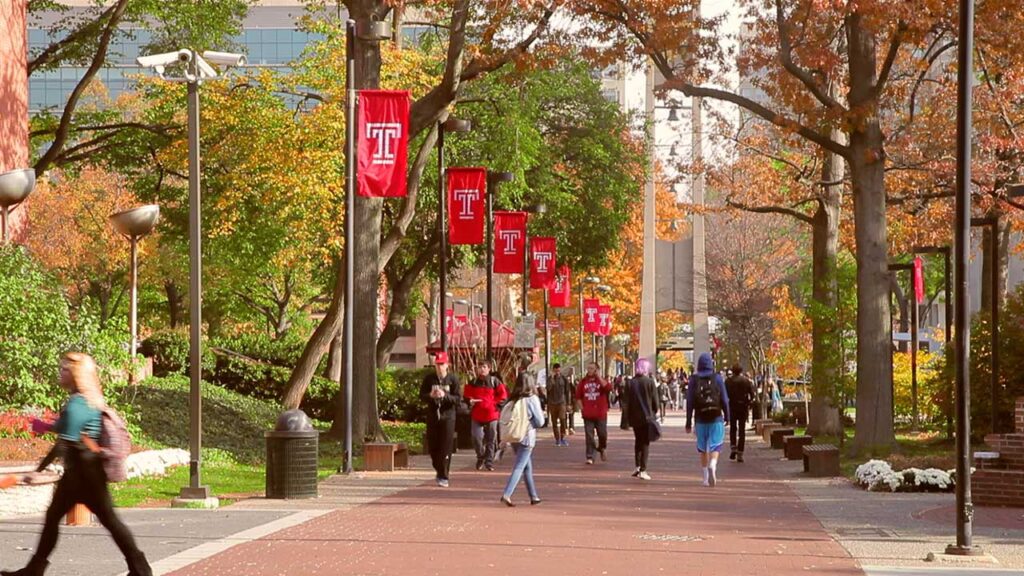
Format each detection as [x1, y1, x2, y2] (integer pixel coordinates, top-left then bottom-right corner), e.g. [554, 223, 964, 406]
[695, 419, 725, 453]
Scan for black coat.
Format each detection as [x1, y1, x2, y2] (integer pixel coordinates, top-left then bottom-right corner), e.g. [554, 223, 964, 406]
[627, 375, 659, 428]
[420, 372, 462, 422]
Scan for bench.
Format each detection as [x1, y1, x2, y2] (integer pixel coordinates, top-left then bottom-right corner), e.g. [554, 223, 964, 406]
[803, 444, 840, 477]
[363, 442, 409, 472]
[761, 422, 782, 443]
[753, 419, 774, 436]
[783, 435, 814, 460]
[770, 427, 796, 449]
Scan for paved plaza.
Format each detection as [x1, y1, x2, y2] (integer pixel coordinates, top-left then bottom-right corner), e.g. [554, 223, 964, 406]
[2, 411, 1022, 576]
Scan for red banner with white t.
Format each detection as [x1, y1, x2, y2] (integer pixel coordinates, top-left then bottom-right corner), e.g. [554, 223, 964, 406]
[583, 298, 600, 333]
[357, 90, 410, 198]
[529, 236, 557, 289]
[913, 256, 925, 304]
[493, 211, 527, 273]
[548, 265, 572, 308]
[598, 304, 612, 336]
[447, 167, 487, 245]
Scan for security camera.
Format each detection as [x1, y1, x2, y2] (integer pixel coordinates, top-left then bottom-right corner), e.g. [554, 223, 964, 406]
[136, 49, 191, 69]
[194, 55, 218, 79]
[202, 51, 247, 67]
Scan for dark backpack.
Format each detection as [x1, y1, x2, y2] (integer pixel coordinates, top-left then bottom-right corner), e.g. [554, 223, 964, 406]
[693, 376, 723, 422]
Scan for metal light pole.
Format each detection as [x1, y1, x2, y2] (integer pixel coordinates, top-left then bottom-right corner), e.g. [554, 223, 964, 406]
[341, 19, 390, 475]
[971, 217, 1000, 433]
[137, 47, 245, 503]
[110, 205, 160, 381]
[0, 168, 35, 243]
[438, 118, 472, 353]
[485, 171, 513, 363]
[914, 245, 953, 438]
[948, 0, 980, 556]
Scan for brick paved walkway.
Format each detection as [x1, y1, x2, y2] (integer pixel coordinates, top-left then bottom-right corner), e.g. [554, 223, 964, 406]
[170, 412, 862, 576]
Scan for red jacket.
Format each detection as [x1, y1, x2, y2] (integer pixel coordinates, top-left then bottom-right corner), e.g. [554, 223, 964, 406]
[576, 375, 612, 420]
[463, 376, 508, 423]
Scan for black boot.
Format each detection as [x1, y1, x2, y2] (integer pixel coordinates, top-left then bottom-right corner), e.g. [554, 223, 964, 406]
[1, 559, 49, 576]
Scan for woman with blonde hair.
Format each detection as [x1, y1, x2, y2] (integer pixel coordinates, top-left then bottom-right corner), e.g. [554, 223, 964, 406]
[2, 353, 151, 576]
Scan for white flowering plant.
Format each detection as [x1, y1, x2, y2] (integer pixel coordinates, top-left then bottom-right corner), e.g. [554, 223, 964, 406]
[854, 459, 955, 493]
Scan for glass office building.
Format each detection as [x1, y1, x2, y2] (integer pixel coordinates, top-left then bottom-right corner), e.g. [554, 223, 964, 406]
[28, 3, 326, 112]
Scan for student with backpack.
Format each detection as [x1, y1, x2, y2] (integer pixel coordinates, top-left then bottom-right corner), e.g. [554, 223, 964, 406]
[464, 360, 508, 471]
[499, 354, 546, 507]
[2, 353, 150, 576]
[685, 352, 731, 487]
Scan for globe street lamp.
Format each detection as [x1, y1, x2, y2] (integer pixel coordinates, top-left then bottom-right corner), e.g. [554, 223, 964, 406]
[109, 205, 160, 380]
[137, 47, 246, 506]
[0, 168, 36, 243]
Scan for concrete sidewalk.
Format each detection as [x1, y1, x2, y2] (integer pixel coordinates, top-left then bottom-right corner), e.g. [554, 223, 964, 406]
[164, 410, 861, 576]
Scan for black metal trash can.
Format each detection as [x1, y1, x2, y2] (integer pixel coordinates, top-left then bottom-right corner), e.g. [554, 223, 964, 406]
[265, 409, 318, 499]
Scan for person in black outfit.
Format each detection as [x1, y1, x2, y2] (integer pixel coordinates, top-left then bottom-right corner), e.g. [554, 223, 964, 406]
[419, 352, 461, 487]
[725, 364, 756, 463]
[627, 359, 659, 480]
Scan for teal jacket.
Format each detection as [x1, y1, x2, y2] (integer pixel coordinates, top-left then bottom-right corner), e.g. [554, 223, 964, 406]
[54, 394, 101, 442]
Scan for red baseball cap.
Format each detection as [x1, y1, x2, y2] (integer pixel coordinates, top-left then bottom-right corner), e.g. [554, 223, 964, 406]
[433, 352, 449, 365]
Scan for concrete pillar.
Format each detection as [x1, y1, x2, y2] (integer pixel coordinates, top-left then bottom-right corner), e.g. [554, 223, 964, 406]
[638, 62, 657, 365]
[691, 96, 710, 359]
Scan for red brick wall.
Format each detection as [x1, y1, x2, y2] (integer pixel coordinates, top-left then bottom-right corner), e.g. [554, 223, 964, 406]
[974, 396, 1024, 507]
[0, 0, 30, 239]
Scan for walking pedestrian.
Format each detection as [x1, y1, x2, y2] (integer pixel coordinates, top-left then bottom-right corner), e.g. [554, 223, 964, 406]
[725, 364, 756, 463]
[2, 353, 151, 576]
[546, 363, 571, 446]
[419, 352, 461, 487]
[685, 352, 730, 487]
[463, 360, 508, 471]
[657, 378, 670, 423]
[668, 370, 680, 410]
[575, 362, 612, 465]
[628, 359, 659, 480]
[500, 354, 545, 507]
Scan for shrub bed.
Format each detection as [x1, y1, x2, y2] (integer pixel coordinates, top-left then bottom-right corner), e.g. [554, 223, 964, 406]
[854, 459, 955, 493]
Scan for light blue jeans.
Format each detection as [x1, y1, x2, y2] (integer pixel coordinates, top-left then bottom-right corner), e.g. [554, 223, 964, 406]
[502, 444, 539, 501]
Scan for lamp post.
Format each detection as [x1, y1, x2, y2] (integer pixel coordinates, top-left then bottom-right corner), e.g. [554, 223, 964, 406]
[579, 276, 600, 375]
[485, 171, 514, 363]
[109, 205, 160, 380]
[948, 0, 979, 556]
[137, 47, 245, 504]
[914, 245, 953, 437]
[438, 118, 473, 354]
[0, 168, 36, 243]
[341, 19, 391, 475]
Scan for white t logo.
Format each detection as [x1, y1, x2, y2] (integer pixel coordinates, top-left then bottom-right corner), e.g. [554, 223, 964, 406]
[499, 230, 521, 254]
[586, 308, 597, 323]
[599, 312, 609, 327]
[366, 123, 402, 165]
[453, 189, 479, 220]
[533, 251, 553, 273]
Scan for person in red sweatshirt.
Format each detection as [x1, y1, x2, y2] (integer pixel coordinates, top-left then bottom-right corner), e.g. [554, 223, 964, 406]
[463, 360, 508, 471]
[575, 362, 613, 465]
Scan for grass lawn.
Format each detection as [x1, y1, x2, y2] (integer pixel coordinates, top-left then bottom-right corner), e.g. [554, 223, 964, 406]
[108, 376, 426, 508]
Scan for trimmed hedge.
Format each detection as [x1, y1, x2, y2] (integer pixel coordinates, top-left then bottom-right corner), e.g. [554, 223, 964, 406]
[139, 329, 215, 377]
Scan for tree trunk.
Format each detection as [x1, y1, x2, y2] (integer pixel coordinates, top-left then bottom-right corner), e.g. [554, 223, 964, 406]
[283, 261, 345, 410]
[848, 13, 895, 452]
[808, 148, 843, 436]
[350, 1, 385, 442]
[165, 280, 183, 328]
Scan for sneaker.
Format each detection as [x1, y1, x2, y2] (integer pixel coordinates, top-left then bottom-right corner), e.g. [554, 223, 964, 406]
[586, 458, 594, 465]
[530, 498, 542, 506]
[562, 439, 570, 447]
[437, 478, 449, 488]
[599, 449, 607, 462]
[554, 441, 562, 447]
[639, 471, 652, 481]
[485, 464, 495, 472]
[500, 496, 515, 507]
[729, 451, 737, 461]
[709, 469, 717, 487]
[702, 479, 710, 487]
[632, 467, 641, 477]
[737, 453, 745, 463]
[475, 459, 484, 471]
[568, 428, 575, 436]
